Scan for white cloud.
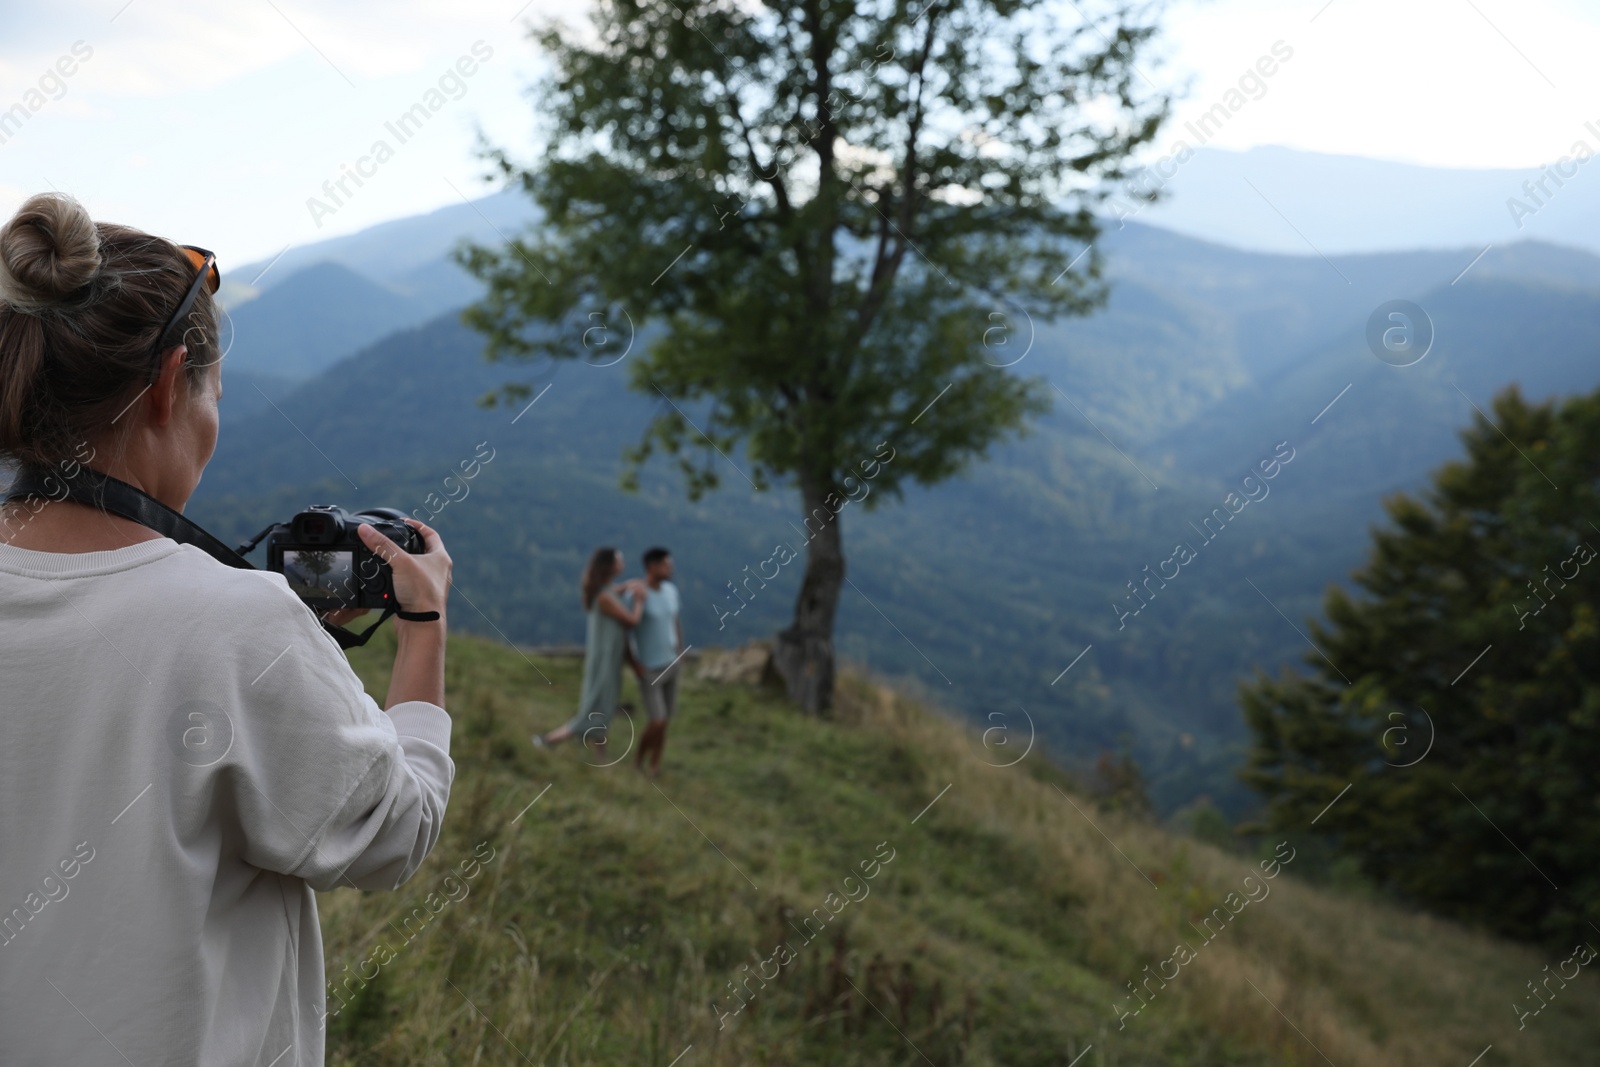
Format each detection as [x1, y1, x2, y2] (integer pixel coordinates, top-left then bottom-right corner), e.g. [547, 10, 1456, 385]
[0, 0, 557, 261]
[6, 0, 1600, 264]
[1155, 0, 1600, 169]
[4, 0, 564, 97]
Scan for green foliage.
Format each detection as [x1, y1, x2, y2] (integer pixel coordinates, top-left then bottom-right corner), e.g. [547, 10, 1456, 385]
[327, 961, 391, 1053]
[1174, 798, 1235, 853]
[1239, 384, 1600, 946]
[1089, 745, 1154, 818]
[458, 0, 1169, 499]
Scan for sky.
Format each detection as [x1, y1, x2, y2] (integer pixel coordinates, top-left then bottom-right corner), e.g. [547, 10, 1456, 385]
[1, 0, 1599, 266]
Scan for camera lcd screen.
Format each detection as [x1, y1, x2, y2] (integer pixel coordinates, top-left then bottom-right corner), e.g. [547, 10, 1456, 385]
[281, 548, 356, 602]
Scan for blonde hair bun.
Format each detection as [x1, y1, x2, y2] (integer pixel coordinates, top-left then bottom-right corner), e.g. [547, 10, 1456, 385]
[0, 192, 101, 311]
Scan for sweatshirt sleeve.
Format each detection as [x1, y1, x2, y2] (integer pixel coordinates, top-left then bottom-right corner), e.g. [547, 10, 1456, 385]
[215, 579, 454, 893]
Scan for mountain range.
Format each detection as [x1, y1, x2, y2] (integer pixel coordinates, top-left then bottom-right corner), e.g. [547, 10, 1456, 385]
[192, 154, 1600, 818]
[1128, 143, 1600, 257]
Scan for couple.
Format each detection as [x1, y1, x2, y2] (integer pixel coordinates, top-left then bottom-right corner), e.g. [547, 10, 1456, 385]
[533, 544, 683, 774]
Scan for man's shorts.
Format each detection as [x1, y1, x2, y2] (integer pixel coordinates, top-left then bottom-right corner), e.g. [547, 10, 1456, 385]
[639, 660, 681, 722]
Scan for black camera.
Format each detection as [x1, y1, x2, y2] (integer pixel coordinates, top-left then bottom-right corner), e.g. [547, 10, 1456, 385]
[261, 505, 424, 611]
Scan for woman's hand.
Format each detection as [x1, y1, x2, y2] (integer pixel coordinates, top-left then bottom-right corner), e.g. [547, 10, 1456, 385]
[358, 518, 452, 616]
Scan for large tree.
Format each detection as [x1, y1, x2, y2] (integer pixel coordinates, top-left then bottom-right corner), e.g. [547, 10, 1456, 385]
[459, 0, 1169, 712]
[1239, 385, 1600, 946]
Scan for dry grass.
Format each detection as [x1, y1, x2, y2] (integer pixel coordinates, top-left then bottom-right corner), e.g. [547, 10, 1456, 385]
[314, 631, 1597, 1066]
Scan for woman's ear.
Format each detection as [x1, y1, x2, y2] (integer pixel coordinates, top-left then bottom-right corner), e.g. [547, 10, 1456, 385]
[146, 345, 189, 426]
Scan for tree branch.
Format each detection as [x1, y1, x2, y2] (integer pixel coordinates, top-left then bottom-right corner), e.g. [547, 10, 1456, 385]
[718, 69, 792, 219]
[801, 0, 839, 386]
[849, 6, 941, 348]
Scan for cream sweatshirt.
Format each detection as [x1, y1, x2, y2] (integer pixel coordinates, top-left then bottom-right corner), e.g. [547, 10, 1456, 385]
[0, 537, 454, 1066]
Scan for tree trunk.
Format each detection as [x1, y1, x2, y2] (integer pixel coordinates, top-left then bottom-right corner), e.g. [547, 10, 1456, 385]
[773, 469, 845, 714]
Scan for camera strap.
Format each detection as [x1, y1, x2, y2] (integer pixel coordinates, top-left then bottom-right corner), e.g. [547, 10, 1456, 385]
[3, 465, 392, 650]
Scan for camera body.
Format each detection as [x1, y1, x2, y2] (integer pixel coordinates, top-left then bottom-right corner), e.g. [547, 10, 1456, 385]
[263, 505, 423, 611]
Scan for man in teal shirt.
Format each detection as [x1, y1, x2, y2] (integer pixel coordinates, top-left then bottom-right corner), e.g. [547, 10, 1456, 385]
[627, 546, 684, 775]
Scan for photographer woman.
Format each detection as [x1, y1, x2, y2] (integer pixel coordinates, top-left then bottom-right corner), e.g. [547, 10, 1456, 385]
[0, 193, 455, 1065]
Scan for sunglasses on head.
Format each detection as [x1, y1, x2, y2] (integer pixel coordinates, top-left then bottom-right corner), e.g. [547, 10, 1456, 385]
[147, 244, 220, 384]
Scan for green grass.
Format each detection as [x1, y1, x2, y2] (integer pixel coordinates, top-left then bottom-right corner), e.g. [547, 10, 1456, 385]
[321, 630, 1600, 1065]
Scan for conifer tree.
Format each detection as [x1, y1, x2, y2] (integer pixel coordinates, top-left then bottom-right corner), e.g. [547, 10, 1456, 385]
[1240, 385, 1600, 945]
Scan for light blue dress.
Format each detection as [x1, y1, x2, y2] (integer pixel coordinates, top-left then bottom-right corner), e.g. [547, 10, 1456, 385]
[561, 586, 633, 741]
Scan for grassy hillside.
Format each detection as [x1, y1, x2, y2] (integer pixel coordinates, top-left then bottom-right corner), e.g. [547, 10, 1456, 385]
[318, 630, 1599, 1066]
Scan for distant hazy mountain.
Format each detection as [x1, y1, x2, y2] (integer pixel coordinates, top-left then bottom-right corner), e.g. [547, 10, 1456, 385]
[222, 262, 421, 380]
[210, 145, 1600, 412]
[1155, 274, 1600, 486]
[190, 203, 1600, 817]
[1133, 145, 1600, 257]
[223, 189, 537, 304]
[229, 148, 1600, 277]
[214, 192, 539, 409]
[218, 367, 297, 424]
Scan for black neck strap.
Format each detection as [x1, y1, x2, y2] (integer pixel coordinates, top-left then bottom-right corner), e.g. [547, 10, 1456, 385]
[3, 465, 390, 649]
